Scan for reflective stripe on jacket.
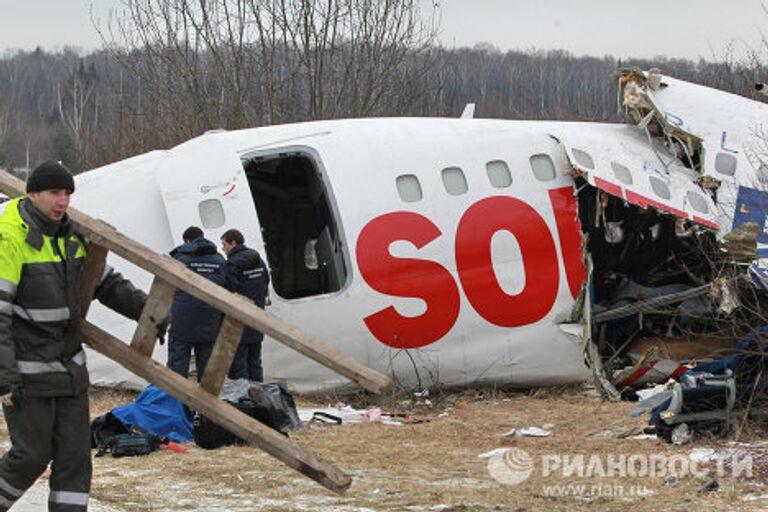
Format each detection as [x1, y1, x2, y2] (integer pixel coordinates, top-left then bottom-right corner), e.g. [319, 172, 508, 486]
[0, 197, 146, 396]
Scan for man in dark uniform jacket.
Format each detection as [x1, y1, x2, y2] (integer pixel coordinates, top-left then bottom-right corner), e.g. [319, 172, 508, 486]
[220, 228, 270, 381]
[0, 161, 148, 511]
[167, 226, 227, 380]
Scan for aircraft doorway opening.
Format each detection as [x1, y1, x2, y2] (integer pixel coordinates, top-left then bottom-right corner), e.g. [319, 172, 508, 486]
[241, 151, 347, 300]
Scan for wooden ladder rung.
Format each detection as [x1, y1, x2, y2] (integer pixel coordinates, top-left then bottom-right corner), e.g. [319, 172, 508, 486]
[79, 244, 109, 318]
[131, 277, 176, 357]
[200, 315, 244, 395]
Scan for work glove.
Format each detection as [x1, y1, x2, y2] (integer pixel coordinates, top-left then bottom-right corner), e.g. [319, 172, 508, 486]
[155, 315, 170, 345]
[0, 385, 23, 409]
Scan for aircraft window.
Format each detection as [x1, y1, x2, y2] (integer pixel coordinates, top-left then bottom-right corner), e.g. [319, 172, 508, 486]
[611, 162, 633, 185]
[686, 191, 709, 214]
[530, 154, 556, 181]
[571, 148, 595, 170]
[486, 160, 512, 188]
[442, 167, 468, 195]
[649, 176, 671, 200]
[396, 174, 423, 202]
[714, 152, 737, 176]
[198, 199, 225, 229]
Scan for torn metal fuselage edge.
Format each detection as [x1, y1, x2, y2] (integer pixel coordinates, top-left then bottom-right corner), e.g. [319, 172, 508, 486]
[564, 67, 768, 398]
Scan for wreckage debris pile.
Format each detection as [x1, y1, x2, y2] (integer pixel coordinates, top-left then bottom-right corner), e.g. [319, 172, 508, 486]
[576, 179, 768, 440]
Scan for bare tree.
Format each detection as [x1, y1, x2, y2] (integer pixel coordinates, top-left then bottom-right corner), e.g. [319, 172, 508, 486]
[56, 61, 101, 169]
[100, 0, 439, 146]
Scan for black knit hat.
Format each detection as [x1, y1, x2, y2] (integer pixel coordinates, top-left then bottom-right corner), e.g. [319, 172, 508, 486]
[26, 160, 75, 193]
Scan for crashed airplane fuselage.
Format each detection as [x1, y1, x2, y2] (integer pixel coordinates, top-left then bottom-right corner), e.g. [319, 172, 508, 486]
[73, 70, 767, 393]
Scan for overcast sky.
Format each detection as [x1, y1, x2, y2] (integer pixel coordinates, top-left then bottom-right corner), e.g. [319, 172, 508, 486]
[0, 0, 765, 62]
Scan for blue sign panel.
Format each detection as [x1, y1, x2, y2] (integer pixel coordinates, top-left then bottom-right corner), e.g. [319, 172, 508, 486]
[733, 186, 768, 252]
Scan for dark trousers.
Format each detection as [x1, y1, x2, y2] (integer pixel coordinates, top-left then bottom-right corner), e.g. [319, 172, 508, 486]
[0, 393, 91, 511]
[167, 334, 214, 381]
[228, 341, 263, 382]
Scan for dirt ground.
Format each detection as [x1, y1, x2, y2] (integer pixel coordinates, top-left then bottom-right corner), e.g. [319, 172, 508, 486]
[2, 385, 768, 512]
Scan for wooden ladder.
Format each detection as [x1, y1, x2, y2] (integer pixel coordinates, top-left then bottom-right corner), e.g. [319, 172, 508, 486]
[0, 172, 393, 493]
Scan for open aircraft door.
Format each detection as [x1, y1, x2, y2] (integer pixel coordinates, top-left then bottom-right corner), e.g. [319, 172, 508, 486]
[153, 134, 261, 246]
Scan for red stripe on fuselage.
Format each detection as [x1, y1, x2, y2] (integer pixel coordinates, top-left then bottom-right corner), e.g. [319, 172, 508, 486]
[625, 190, 688, 218]
[593, 177, 623, 199]
[693, 216, 719, 230]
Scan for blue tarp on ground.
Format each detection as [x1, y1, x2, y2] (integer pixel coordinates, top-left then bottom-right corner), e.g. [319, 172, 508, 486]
[112, 385, 194, 443]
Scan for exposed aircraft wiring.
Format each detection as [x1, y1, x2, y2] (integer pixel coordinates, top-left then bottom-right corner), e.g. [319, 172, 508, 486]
[619, 73, 696, 178]
[666, 133, 696, 171]
[637, 111, 672, 176]
[622, 76, 700, 178]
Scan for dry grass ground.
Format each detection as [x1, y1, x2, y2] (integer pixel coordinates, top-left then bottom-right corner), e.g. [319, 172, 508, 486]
[2, 385, 767, 511]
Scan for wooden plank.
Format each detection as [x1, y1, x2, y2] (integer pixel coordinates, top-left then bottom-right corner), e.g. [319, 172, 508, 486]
[0, 171, 391, 394]
[0, 173, 26, 196]
[200, 315, 244, 395]
[131, 277, 176, 357]
[82, 321, 352, 493]
[79, 243, 108, 318]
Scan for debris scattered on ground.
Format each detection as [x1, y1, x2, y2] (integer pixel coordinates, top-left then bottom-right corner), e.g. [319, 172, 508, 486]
[628, 433, 658, 440]
[502, 426, 552, 438]
[18, 387, 763, 512]
[586, 426, 644, 438]
[635, 384, 668, 401]
[671, 423, 692, 445]
[477, 448, 510, 459]
[297, 405, 406, 426]
[690, 447, 717, 463]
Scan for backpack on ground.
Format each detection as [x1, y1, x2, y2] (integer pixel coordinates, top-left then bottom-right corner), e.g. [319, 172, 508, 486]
[90, 412, 129, 450]
[193, 382, 304, 450]
[91, 412, 165, 457]
[98, 432, 163, 457]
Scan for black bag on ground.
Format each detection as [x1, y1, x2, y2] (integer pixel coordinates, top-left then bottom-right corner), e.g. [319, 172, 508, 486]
[193, 382, 303, 450]
[91, 412, 165, 457]
[90, 412, 129, 450]
[99, 432, 163, 457]
[193, 399, 256, 449]
[247, 382, 303, 434]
